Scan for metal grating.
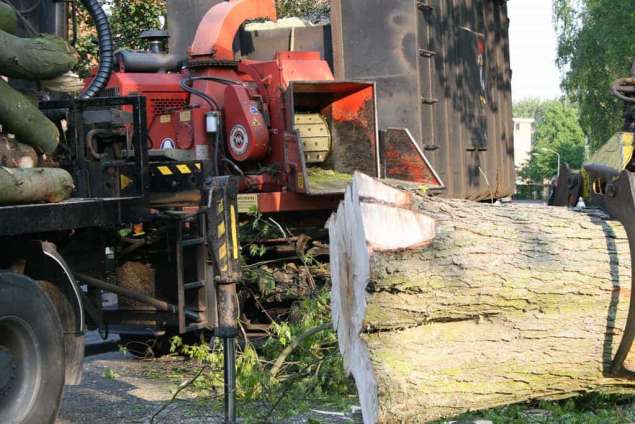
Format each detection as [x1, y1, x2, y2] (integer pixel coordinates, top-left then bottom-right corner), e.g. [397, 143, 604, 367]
[151, 98, 188, 117]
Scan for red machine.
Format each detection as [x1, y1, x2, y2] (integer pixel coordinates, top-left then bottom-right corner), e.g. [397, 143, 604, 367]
[106, 0, 442, 213]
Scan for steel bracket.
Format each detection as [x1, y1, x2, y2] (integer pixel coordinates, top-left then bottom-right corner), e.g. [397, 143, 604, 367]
[599, 170, 635, 377]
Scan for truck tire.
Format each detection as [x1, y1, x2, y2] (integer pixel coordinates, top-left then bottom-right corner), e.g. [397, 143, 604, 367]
[0, 272, 65, 424]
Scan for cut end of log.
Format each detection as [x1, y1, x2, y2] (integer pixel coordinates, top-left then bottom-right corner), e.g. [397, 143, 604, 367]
[351, 172, 437, 251]
[328, 173, 437, 423]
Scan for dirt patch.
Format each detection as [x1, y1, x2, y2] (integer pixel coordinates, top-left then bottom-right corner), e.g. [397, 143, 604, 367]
[57, 348, 361, 424]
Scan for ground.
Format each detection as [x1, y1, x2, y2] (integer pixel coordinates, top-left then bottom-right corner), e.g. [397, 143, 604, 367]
[57, 334, 362, 424]
[58, 344, 635, 424]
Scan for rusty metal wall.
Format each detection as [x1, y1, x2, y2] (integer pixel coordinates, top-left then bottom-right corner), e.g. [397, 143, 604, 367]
[167, 0, 225, 59]
[331, 0, 515, 200]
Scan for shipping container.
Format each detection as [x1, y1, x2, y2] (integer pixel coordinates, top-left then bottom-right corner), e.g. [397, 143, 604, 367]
[331, 0, 515, 200]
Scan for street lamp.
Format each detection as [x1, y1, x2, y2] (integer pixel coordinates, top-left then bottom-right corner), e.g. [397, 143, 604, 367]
[538, 147, 561, 177]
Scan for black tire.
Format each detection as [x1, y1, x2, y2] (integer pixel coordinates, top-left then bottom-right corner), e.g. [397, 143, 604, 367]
[0, 272, 65, 424]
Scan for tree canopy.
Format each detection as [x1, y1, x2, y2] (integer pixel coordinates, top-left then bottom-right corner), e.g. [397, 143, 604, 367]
[553, 0, 635, 151]
[515, 99, 586, 183]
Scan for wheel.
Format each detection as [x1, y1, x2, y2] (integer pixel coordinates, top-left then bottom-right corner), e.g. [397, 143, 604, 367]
[0, 272, 65, 424]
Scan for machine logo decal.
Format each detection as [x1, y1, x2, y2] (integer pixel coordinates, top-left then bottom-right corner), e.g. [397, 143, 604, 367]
[229, 124, 249, 156]
[249, 105, 259, 114]
[160, 138, 176, 150]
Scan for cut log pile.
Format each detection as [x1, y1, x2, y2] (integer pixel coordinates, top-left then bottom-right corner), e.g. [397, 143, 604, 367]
[0, 2, 77, 204]
[328, 173, 635, 424]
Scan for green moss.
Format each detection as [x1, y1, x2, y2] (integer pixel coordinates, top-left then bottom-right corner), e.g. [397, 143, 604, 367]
[307, 168, 352, 193]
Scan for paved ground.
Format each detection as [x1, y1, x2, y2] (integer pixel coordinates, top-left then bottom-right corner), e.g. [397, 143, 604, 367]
[57, 335, 362, 424]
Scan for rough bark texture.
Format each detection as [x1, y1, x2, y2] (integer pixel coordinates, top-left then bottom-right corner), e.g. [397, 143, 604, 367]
[0, 135, 38, 168]
[0, 3, 17, 34]
[329, 173, 635, 424]
[0, 29, 77, 80]
[0, 79, 59, 154]
[0, 166, 74, 204]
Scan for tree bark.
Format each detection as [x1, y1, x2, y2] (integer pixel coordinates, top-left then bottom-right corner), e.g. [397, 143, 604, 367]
[0, 135, 38, 168]
[0, 29, 77, 80]
[0, 166, 74, 204]
[0, 3, 17, 34]
[328, 173, 635, 424]
[0, 79, 59, 154]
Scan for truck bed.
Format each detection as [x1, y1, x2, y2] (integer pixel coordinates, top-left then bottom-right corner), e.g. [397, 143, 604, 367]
[0, 197, 143, 236]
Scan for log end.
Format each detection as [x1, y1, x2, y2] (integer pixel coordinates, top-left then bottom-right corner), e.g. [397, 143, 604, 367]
[329, 173, 437, 423]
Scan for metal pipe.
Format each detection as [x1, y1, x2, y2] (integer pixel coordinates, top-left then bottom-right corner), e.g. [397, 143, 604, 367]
[223, 337, 236, 424]
[75, 272, 200, 321]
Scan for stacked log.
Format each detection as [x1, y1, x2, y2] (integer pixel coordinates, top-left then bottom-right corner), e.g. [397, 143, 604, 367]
[328, 173, 635, 423]
[0, 2, 78, 204]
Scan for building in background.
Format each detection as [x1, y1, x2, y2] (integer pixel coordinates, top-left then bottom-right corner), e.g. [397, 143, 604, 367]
[513, 117, 535, 170]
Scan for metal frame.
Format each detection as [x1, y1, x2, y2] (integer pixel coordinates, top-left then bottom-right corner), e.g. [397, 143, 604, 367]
[592, 171, 635, 377]
[40, 95, 150, 200]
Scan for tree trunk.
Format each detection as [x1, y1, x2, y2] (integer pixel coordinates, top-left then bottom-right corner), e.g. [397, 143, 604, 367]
[0, 135, 38, 168]
[0, 79, 59, 154]
[0, 166, 74, 204]
[328, 173, 635, 424]
[0, 3, 17, 34]
[0, 29, 77, 80]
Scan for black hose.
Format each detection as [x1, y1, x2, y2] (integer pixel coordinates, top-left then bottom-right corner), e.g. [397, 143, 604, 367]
[179, 75, 244, 111]
[80, 0, 114, 99]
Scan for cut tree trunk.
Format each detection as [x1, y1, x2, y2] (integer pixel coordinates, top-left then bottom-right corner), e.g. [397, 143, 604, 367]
[328, 172, 635, 424]
[0, 135, 38, 168]
[0, 166, 74, 204]
[0, 79, 59, 154]
[0, 29, 77, 80]
[0, 2, 17, 34]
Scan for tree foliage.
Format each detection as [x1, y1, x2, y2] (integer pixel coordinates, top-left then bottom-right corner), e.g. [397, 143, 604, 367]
[73, 0, 166, 77]
[518, 99, 586, 182]
[553, 0, 635, 151]
[275, 0, 330, 21]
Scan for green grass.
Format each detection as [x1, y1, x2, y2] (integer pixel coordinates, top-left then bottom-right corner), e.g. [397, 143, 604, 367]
[438, 394, 635, 424]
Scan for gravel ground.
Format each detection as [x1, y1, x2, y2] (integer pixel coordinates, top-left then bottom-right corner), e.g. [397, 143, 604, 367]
[57, 335, 361, 424]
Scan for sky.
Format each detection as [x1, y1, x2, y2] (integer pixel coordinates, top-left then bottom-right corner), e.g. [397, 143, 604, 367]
[507, 0, 563, 101]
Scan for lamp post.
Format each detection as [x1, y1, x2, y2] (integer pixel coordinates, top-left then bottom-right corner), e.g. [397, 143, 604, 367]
[539, 147, 561, 177]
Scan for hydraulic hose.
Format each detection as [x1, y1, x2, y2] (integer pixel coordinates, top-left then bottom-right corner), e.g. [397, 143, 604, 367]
[79, 0, 114, 99]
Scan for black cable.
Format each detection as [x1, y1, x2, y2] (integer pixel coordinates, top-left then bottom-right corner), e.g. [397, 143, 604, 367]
[179, 78, 219, 110]
[179, 76, 242, 111]
[186, 76, 242, 86]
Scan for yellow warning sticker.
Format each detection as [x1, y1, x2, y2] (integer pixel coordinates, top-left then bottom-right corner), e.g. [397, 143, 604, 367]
[230, 205, 239, 260]
[160, 115, 171, 124]
[176, 164, 192, 174]
[157, 166, 173, 176]
[237, 194, 258, 213]
[120, 174, 133, 190]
